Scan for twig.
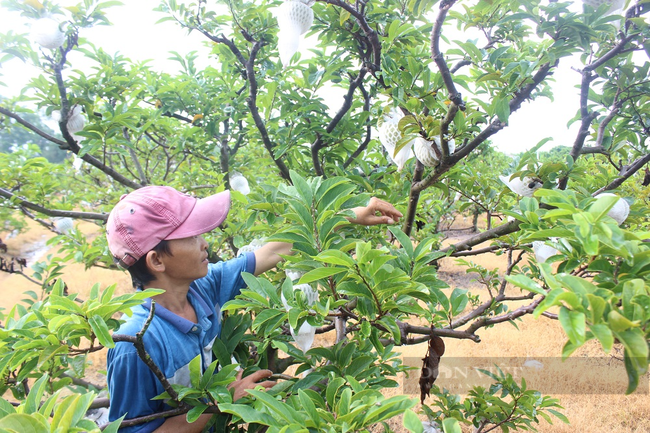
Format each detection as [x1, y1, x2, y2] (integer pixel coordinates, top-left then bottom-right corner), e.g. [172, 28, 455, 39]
[112, 302, 184, 405]
[465, 297, 543, 335]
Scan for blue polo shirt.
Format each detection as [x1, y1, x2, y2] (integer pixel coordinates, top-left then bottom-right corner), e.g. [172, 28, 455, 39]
[107, 253, 256, 432]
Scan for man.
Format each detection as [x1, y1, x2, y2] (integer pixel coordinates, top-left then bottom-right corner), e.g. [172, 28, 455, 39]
[105, 185, 402, 432]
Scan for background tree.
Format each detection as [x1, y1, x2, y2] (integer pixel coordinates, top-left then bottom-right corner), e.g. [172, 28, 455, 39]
[0, 0, 649, 432]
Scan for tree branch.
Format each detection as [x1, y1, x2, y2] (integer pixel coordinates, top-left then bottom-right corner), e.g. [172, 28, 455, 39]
[465, 297, 543, 335]
[343, 81, 372, 168]
[431, 0, 463, 109]
[438, 219, 522, 256]
[403, 160, 425, 235]
[112, 302, 185, 405]
[0, 106, 67, 147]
[316, 0, 383, 81]
[580, 145, 608, 155]
[594, 152, 650, 194]
[0, 187, 108, 221]
[395, 320, 481, 343]
[244, 41, 291, 181]
[311, 69, 367, 176]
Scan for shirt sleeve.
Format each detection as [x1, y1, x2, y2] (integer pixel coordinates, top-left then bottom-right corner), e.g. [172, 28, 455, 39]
[107, 346, 166, 433]
[192, 252, 256, 307]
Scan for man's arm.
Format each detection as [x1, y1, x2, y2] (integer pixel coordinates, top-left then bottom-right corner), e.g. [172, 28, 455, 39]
[253, 197, 402, 275]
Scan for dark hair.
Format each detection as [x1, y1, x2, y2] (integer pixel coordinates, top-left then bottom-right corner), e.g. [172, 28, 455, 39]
[125, 240, 172, 289]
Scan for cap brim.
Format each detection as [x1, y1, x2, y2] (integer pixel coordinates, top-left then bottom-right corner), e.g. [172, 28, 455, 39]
[166, 190, 231, 240]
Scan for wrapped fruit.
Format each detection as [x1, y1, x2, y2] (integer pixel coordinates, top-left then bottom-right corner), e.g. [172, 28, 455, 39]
[532, 238, 572, 263]
[52, 105, 85, 143]
[532, 241, 559, 264]
[230, 172, 250, 195]
[274, 0, 314, 67]
[237, 238, 266, 256]
[31, 18, 65, 49]
[499, 175, 543, 197]
[281, 281, 318, 353]
[595, 193, 629, 225]
[53, 217, 74, 234]
[66, 105, 85, 133]
[413, 136, 456, 167]
[378, 108, 413, 171]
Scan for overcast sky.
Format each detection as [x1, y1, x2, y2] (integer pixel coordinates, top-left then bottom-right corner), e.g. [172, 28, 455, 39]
[0, 1, 583, 155]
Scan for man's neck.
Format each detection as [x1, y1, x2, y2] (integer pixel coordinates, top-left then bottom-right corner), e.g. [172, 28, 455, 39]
[146, 280, 197, 323]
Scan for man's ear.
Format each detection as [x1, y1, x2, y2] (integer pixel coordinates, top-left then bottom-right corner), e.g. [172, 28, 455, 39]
[145, 250, 166, 274]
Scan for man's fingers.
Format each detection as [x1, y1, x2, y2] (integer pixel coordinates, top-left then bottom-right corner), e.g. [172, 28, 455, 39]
[251, 369, 273, 379]
[370, 198, 403, 220]
[256, 380, 277, 390]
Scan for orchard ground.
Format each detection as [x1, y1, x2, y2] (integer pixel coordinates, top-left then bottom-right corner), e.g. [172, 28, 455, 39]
[1, 217, 649, 432]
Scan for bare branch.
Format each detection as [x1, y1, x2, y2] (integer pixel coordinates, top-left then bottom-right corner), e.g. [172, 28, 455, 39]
[244, 41, 291, 181]
[580, 145, 608, 155]
[312, 69, 368, 176]
[439, 219, 522, 256]
[0, 187, 108, 221]
[431, 0, 463, 109]
[395, 320, 481, 343]
[466, 297, 543, 335]
[0, 106, 67, 148]
[343, 81, 372, 168]
[595, 152, 650, 194]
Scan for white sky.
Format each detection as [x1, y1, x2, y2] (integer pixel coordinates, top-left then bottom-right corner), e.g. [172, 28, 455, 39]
[0, 1, 583, 155]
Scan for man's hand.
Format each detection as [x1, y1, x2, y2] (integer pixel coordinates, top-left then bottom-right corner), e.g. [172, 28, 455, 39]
[349, 197, 403, 226]
[228, 369, 276, 401]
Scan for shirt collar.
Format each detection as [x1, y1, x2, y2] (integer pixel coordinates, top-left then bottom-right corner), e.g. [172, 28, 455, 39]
[142, 288, 213, 334]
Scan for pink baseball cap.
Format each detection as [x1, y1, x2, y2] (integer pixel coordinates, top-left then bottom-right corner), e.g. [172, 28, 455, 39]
[106, 186, 230, 268]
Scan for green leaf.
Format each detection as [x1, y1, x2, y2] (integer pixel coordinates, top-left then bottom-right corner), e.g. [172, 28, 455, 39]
[615, 328, 649, 374]
[505, 274, 546, 296]
[189, 354, 202, 388]
[298, 389, 320, 427]
[290, 170, 313, 207]
[547, 409, 569, 424]
[0, 414, 48, 433]
[299, 267, 347, 284]
[339, 8, 351, 25]
[608, 310, 637, 332]
[186, 404, 208, 423]
[442, 417, 462, 433]
[450, 288, 468, 316]
[314, 250, 355, 267]
[89, 315, 114, 348]
[558, 306, 586, 345]
[218, 403, 276, 425]
[589, 324, 614, 353]
[101, 416, 126, 433]
[389, 227, 414, 259]
[0, 398, 16, 418]
[24, 375, 49, 414]
[494, 95, 511, 122]
[246, 389, 302, 423]
[403, 409, 424, 433]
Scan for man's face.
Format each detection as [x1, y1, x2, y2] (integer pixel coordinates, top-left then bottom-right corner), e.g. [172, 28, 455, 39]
[160, 235, 210, 283]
